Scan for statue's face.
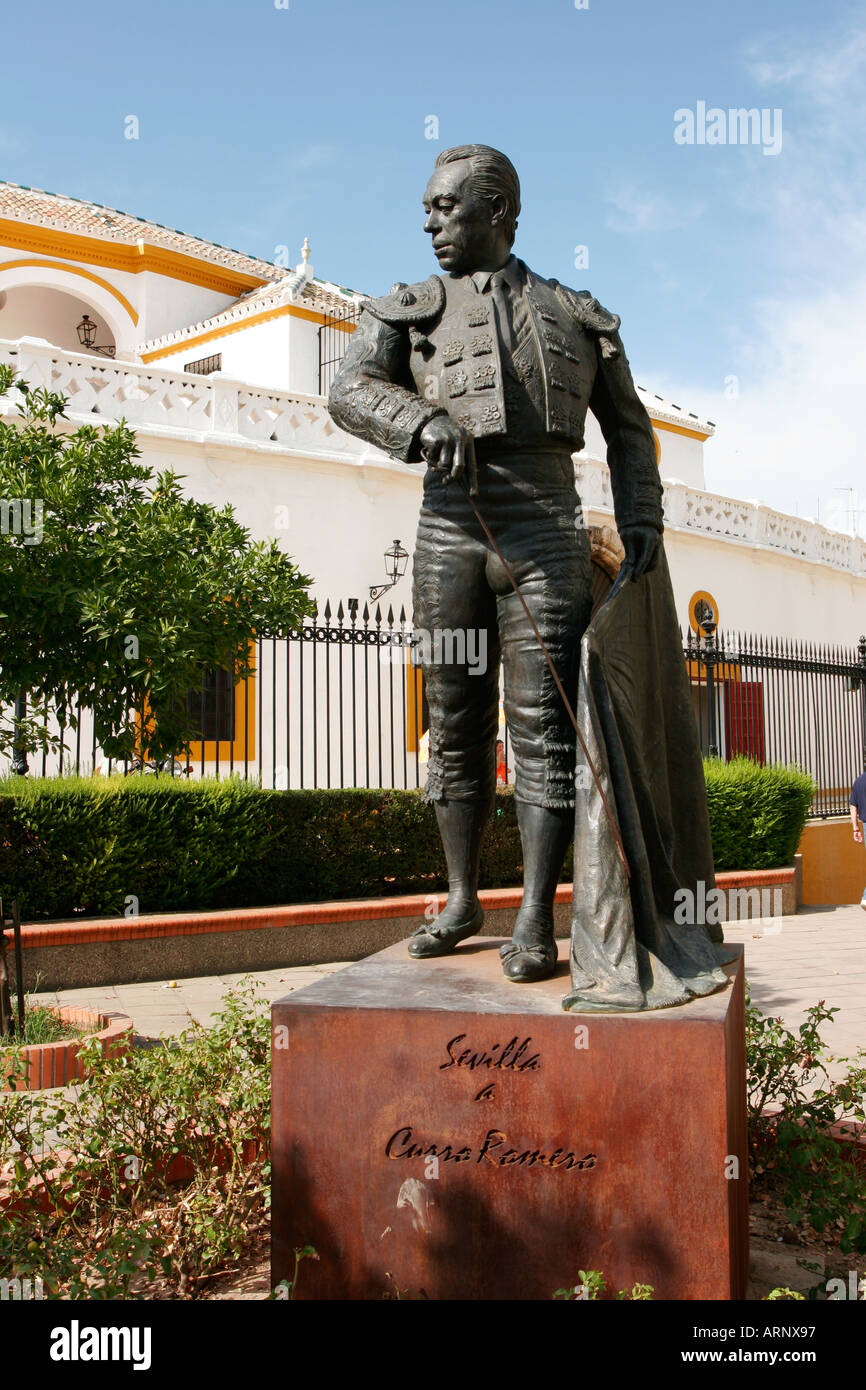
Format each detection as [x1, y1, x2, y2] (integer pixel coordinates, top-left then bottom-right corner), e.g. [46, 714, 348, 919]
[422, 161, 503, 274]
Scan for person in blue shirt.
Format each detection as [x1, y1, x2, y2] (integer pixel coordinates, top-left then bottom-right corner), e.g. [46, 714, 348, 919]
[850, 769, 866, 909]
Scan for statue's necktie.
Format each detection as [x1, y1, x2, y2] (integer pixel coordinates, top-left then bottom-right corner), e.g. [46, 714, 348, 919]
[487, 272, 514, 354]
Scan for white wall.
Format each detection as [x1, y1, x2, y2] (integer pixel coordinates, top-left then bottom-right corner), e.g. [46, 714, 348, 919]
[0, 285, 114, 354]
[135, 270, 237, 343]
[130, 429, 865, 648]
[152, 315, 291, 388]
[135, 432, 424, 611]
[582, 411, 707, 490]
[146, 308, 323, 395]
[286, 312, 323, 397]
[661, 523, 865, 647]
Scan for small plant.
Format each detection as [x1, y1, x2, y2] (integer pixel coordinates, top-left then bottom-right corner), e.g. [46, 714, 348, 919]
[554, 1269, 605, 1300]
[764, 1287, 805, 1301]
[271, 1245, 319, 1300]
[554, 1269, 653, 1300]
[746, 990, 866, 1255]
[0, 1003, 89, 1049]
[0, 980, 270, 1297]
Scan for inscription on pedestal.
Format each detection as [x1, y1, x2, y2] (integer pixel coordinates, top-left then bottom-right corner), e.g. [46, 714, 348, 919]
[271, 940, 748, 1300]
[384, 1031, 597, 1173]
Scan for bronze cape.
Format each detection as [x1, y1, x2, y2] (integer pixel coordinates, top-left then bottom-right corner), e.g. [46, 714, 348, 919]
[565, 547, 733, 1012]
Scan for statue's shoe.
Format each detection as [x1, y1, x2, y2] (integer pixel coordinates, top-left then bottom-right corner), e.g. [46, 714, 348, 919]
[408, 904, 484, 959]
[500, 938, 559, 983]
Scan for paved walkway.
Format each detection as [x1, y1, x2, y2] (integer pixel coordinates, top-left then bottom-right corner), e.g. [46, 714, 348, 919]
[723, 904, 866, 1068]
[32, 904, 866, 1065]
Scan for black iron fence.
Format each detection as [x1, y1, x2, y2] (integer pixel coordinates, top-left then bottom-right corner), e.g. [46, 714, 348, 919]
[686, 628, 866, 817]
[4, 608, 866, 819]
[318, 302, 361, 397]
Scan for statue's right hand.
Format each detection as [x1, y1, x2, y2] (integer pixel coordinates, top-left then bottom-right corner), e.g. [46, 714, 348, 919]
[419, 415, 473, 484]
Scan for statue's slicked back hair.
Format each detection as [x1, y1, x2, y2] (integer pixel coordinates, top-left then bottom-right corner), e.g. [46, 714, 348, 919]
[434, 145, 521, 246]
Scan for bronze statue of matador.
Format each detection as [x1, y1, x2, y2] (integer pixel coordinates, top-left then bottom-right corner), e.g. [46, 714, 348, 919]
[330, 145, 729, 1010]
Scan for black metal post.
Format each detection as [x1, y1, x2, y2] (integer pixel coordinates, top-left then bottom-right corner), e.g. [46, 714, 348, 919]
[11, 689, 28, 776]
[703, 630, 720, 758]
[859, 634, 866, 766]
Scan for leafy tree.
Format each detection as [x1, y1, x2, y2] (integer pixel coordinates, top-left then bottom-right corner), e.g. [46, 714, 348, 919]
[0, 366, 313, 764]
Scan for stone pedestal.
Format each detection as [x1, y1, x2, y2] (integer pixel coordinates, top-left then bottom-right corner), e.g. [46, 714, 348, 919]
[271, 939, 747, 1300]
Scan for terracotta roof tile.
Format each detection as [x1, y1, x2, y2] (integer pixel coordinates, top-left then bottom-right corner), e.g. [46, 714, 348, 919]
[0, 180, 286, 283]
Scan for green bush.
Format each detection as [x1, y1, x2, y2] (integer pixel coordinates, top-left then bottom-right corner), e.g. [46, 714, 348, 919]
[0, 774, 533, 921]
[746, 992, 866, 1258]
[704, 757, 814, 871]
[0, 757, 814, 921]
[0, 981, 270, 1298]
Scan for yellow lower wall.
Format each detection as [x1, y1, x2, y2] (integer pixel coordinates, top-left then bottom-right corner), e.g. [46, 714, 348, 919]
[798, 819, 866, 905]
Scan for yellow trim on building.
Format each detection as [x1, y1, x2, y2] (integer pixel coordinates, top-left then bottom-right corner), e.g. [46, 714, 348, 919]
[140, 301, 353, 363]
[0, 220, 267, 297]
[188, 646, 257, 765]
[650, 417, 711, 442]
[406, 664, 425, 753]
[133, 645, 256, 766]
[685, 658, 741, 682]
[0, 257, 140, 325]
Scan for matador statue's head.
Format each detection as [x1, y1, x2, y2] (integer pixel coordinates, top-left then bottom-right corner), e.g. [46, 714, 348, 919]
[422, 144, 521, 278]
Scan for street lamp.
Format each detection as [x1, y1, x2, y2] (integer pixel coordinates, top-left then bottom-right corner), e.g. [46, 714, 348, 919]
[76, 314, 115, 358]
[369, 539, 408, 602]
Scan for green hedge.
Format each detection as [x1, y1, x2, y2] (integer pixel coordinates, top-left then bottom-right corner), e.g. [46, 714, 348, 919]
[0, 776, 531, 922]
[0, 758, 814, 921]
[703, 757, 814, 872]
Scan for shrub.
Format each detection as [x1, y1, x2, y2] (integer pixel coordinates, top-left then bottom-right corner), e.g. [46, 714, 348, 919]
[0, 981, 269, 1298]
[0, 759, 816, 920]
[0, 775, 533, 921]
[704, 757, 813, 870]
[746, 991, 866, 1256]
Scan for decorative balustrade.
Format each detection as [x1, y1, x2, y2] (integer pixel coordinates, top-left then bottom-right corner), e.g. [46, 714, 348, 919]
[575, 453, 866, 575]
[2, 338, 865, 577]
[0, 337, 353, 464]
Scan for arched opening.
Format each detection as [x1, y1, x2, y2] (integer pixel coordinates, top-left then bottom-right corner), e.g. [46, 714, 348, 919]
[0, 285, 116, 356]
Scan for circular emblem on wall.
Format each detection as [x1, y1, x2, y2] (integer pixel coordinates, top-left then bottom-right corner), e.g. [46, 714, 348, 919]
[688, 590, 719, 636]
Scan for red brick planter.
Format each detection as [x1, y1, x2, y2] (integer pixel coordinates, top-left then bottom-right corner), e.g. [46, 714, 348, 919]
[1, 1007, 132, 1091]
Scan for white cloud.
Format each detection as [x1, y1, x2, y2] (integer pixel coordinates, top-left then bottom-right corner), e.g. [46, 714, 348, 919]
[746, 25, 866, 108]
[662, 275, 866, 536]
[652, 16, 866, 536]
[603, 185, 699, 234]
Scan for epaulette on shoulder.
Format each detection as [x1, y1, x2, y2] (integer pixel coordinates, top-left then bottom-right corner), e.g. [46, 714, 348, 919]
[364, 275, 445, 325]
[552, 282, 622, 337]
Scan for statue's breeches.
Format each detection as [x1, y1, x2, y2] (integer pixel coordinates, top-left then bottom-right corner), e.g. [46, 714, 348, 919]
[412, 451, 593, 808]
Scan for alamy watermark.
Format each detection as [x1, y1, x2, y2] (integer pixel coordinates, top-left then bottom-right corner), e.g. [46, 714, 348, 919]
[674, 879, 783, 930]
[0, 497, 43, 544]
[1, 1275, 44, 1300]
[381, 627, 488, 675]
[674, 102, 783, 156]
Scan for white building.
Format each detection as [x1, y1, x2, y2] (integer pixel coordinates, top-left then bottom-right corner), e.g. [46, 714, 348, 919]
[2, 181, 864, 791]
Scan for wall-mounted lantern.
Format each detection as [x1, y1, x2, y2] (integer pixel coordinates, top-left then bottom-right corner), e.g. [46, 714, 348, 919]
[76, 314, 115, 358]
[369, 540, 408, 603]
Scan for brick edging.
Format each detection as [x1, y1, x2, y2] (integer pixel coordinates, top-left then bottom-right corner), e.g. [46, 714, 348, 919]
[16, 867, 796, 950]
[1, 1008, 132, 1091]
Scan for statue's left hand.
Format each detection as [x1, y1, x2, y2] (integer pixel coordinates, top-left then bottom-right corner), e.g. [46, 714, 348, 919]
[619, 525, 661, 580]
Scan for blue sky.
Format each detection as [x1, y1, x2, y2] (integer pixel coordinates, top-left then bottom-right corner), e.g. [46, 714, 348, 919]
[2, 0, 865, 530]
